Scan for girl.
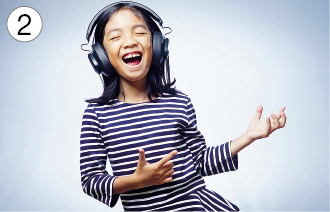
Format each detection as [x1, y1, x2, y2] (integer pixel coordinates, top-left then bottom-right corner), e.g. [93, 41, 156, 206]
[80, 2, 287, 211]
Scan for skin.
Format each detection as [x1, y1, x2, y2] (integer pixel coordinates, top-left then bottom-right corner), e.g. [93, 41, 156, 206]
[102, 9, 287, 195]
[230, 105, 287, 157]
[102, 9, 153, 104]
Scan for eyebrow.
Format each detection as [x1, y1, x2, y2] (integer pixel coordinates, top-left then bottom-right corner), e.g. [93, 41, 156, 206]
[106, 24, 148, 36]
[132, 24, 147, 30]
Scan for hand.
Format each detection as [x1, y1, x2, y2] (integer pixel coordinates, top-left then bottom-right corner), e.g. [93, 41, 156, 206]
[132, 148, 177, 188]
[245, 105, 287, 141]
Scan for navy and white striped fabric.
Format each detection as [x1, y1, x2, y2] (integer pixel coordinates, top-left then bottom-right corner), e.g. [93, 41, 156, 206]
[80, 91, 239, 211]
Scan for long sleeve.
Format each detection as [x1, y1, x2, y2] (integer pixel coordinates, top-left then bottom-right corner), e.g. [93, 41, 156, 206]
[80, 104, 119, 207]
[181, 97, 238, 176]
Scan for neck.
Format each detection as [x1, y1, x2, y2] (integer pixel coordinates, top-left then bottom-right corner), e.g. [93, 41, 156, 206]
[117, 76, 150, 103]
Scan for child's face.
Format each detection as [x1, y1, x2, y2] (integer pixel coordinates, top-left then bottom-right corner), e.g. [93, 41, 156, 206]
[102, 9, 153, 84]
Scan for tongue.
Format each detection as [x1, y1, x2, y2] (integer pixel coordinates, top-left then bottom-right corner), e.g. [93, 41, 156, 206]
[126, 58, 140, 66]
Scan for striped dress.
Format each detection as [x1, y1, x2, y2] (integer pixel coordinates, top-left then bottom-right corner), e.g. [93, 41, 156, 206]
[80, 91, 240, 211]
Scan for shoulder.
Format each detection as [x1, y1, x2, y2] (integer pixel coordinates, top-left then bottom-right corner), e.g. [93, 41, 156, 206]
[83, 103, 96, 113]
[161, 90, 191, 104]
[83, 101, 119, 115]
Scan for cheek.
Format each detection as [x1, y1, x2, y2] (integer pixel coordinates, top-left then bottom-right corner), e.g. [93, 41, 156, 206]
[104, 44, 119, 63]
[141, 34, 152, 54]
[102, 45, 123, 75]
[144, 39, 153, 60]
[107, 49, 117, 61]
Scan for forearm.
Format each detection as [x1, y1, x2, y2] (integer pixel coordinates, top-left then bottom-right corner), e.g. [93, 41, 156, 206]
[112, 174, 141, 195]
[231, 133, 255, 157]
[113, 175, 138, 195]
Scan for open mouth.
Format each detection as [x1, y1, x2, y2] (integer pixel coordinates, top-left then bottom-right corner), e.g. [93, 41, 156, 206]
[122, 52, 142, 66]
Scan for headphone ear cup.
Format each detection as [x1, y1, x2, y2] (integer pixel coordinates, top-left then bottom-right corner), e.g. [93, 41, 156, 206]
[90, 42, 116, 78]
[162, 38, 169, 61]
[151, 31, 163, 67]
[88, 52, 102, 74]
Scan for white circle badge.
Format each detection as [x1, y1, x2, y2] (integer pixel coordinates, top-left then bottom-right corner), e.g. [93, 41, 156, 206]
[7, 6, 43, 42]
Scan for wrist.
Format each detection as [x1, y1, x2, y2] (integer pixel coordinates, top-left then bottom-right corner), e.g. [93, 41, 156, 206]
[113, 174, 142, 195]
[231, 132, 256, 156]
[130, 172, 144, 190]
[243, 131, 256, 144]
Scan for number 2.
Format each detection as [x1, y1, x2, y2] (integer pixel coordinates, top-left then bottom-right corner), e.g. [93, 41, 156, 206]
[18, 14, 31, 35]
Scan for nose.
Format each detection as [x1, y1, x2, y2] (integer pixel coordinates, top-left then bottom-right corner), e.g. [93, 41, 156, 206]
[122, 34, 137, 48]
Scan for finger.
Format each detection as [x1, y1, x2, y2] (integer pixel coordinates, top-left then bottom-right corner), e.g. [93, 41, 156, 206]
[138, 148, 146, 165]
[163, 175, 173, 184]
[270, 113, 280, 128]
[160, 162, 174, 174]
[275, 106, 286, 119]
[279, 112, 287, 128]
[162, 161, 173, 168]
[270, 114, 279, 133]
[164, 168, 174, 179]
[265, 117, 271, 137]
[254, 105, 263, 120]
[156, 150, 178, 167]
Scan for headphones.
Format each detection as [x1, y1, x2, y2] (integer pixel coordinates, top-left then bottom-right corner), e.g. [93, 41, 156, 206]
[82, 1, 169, 79]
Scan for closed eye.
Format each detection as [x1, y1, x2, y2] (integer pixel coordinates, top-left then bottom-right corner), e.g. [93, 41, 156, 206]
[110, 36, 120, 41]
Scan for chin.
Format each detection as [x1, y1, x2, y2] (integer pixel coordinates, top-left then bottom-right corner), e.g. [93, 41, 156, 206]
[121, 71, 149, 82]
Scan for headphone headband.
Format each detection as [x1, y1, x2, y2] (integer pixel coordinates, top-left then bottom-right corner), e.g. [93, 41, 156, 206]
[84, 1, 170, 78]
[86, 1, 163, 42]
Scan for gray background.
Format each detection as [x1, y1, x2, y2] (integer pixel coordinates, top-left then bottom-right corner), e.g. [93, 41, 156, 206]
[0, 0, 328, 211]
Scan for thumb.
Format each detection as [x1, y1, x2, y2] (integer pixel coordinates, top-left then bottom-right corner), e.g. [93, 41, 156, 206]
[138, 148, 147, 165]
[254, 105, 263, 120]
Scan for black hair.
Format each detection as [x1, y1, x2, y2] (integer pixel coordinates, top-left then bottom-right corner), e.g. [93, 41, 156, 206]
[86, 2, 176, 105]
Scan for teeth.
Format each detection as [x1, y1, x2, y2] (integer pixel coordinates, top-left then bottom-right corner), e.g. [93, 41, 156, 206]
[123, 53, 141, 60]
